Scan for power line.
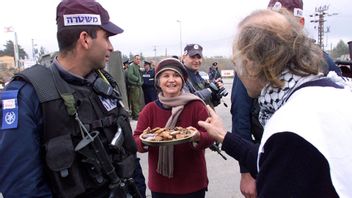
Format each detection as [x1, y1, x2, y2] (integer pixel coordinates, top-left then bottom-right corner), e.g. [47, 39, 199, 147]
[309, 5, 338, 50]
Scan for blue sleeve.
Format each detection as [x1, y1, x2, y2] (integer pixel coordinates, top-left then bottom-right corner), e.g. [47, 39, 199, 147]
[230, 76, 253, 140]
[230, 76, 254, 173]
[0, 81, 52, 197]
[208, 69, 214, 81]
[323, 51, 342, 76]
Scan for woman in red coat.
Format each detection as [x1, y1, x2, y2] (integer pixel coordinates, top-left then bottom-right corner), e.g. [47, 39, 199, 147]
[133, 58, 214, 198]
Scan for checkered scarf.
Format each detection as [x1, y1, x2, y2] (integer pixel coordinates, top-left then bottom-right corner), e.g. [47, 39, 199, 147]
[258, 70, 322, 127]
[258, 69, 352, 127]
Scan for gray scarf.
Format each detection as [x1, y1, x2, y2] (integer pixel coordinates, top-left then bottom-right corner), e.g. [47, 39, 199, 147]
[157, 92, 205, 178]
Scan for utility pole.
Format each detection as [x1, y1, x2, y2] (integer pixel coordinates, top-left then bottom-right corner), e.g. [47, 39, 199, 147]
[4, 27, 20, 68]
[14, 32, 19, 69]
[309, 5, 338, 50]
[32, 39, 36, 61]
[176, 20, 183, 57]
[153, 45, 157, 58]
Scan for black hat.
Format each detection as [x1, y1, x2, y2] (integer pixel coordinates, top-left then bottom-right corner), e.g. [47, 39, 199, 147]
[144, 61, 151, 65]
[155, 58, 188, 82]
[123, 60, 129, 65]
[212, 62, 218, 66]
[183, 44, 203, 57]
[56, 0, 124, 35]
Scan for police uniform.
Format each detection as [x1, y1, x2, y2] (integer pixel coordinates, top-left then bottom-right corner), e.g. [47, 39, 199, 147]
[0, 79, 51, 197]
[0, 60, 145, 197]
[182, 44, 221, 107]
[142, 62, 157, 104]
[208, 63, 222, 81]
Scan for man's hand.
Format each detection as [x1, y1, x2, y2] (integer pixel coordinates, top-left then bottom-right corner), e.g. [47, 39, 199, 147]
[214, 78, 224, 88]
[198, 105, 227, 143]
[240, 173, 257, 198]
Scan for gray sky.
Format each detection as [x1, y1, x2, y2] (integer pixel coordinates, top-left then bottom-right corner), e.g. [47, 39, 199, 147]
[0, 0, 351, 58]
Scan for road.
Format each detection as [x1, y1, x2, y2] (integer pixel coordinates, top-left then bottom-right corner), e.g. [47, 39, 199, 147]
[130, 78, 244, 198]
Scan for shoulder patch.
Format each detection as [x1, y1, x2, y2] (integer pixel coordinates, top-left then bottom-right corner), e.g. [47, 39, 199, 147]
[98, 96, 117, 111]
[1, 90, 19, 129]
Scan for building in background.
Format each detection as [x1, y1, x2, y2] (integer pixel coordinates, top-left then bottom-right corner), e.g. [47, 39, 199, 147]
[0, 55, 15, 69]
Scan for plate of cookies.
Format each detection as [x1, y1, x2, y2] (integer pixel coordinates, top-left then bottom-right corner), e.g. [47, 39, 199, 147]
[140, 126, 196, 146]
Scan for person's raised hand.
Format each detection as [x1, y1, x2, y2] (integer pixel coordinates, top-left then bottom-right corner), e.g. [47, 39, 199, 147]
[215, 78, 224, 89]
[198, 105, 227, 143]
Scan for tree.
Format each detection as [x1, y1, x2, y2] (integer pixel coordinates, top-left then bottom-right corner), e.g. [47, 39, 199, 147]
[331, 40, 349, 59]
[122, 54, 129, 62]
[0, 40, 28, 59]
[139, 53, 145, 61]
[39, 46, 47, 57]
[128, 52, 134, 60]
[127, 52, 145, 62]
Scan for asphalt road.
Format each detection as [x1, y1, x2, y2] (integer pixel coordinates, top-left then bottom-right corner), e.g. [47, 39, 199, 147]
[131, 78, 244, 198]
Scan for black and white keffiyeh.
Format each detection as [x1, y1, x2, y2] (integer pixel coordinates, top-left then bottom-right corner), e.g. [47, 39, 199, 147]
[258, 70, 322, 126]
[258, 70, 352, 127]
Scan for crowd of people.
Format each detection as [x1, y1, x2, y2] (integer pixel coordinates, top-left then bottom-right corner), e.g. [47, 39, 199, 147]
[1, 0, 351, 197]
[123, 55, 158, 120]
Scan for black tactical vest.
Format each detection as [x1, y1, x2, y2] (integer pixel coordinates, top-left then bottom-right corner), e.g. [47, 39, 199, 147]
[15, 64, 137, 198]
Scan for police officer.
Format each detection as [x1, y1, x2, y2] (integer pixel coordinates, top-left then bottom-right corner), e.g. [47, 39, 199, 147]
[0, 0, 145, 197]
[123, 60, 130, 71]
[141, 61, 157, 104]
[208, 62, 222, 81]
[181, 44, 228, 160]
[182, 44, 225, 108]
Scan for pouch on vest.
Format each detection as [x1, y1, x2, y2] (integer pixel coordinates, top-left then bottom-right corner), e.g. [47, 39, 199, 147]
[108, 109, 137, 179]
[117, 108, 137, 154]
[115, 154, 136, 178]
[46, 134, 85, 197]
